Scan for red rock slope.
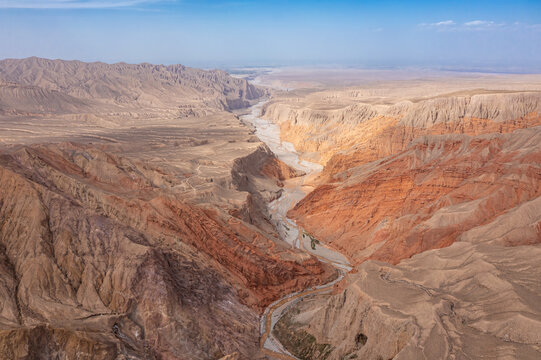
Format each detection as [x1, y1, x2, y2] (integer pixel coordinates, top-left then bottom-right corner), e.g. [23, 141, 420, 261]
[290, 128, 541, 265]
[277, 91, 541, 265]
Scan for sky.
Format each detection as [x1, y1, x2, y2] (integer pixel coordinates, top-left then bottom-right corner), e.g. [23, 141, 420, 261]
[1, 0, 540, 72]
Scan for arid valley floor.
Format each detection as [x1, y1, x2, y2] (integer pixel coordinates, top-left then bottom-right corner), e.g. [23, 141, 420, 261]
[0, 58, 540, 360]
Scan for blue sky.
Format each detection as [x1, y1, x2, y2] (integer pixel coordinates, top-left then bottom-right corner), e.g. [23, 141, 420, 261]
[1, 0, 540, 71]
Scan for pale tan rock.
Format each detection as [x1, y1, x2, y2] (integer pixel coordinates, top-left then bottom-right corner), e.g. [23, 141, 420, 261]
[281, 239, 541, 359]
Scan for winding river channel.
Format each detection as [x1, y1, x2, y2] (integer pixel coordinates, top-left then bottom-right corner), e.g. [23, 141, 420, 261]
[241, 102, 352, 359]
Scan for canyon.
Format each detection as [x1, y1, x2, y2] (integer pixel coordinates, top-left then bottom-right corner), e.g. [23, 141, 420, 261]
[0, 59, 540, 360]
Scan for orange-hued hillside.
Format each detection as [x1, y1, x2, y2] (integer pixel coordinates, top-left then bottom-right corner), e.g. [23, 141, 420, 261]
[262, 82, 541, 265]
[259, 72, 541, 360]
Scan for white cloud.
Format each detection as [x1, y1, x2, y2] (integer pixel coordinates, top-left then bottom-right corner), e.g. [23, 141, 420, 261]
[434, 20, 455, 26]
[419, 19, 513, 32]
[464, 20, 494, 27]
[462, 20, 507, 31]
[0, 0, 162, 8]
[418, 20, 455, 27]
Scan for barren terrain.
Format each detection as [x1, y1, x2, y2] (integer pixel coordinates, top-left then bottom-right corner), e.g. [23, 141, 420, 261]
[0, 58, 337, 360]
[258, 70, 541, 359]
[1, 60, 540, 360]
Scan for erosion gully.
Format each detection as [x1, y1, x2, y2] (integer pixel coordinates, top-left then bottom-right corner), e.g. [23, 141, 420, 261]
[241, 101, 352, 360]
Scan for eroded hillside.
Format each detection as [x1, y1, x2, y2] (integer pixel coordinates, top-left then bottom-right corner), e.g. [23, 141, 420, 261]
[263, 82, 541, 265]
[0, 58, 336, 359]
[261, 75, 541, 359]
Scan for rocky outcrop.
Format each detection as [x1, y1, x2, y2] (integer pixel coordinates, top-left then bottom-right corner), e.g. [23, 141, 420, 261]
[231, 144, 304, 233]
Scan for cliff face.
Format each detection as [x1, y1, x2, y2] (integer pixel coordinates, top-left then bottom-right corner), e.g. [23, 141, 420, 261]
[0, 142, 332, 359]
[290, 128, 541, 265]
[264, 90, 541, 265]
[262, 92, 541, 168]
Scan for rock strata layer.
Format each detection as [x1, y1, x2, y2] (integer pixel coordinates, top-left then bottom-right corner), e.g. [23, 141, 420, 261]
[263, 81, 541, 359]
[264, 88, 541, 264]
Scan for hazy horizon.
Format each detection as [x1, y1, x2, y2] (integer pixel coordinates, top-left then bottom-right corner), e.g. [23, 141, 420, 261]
[1, 0, 541, 72]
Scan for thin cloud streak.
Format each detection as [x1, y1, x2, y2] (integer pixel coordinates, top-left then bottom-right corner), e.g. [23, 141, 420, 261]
[464, 20, 494, 26]
[417, 19, 535, 32]
[0, 0, 162, 8]
[433, 20, 455, 26]
[418, 20, 455, 27]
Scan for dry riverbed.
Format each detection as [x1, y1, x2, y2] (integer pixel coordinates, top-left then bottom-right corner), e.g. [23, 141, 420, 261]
[241, 102, 351, 359]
